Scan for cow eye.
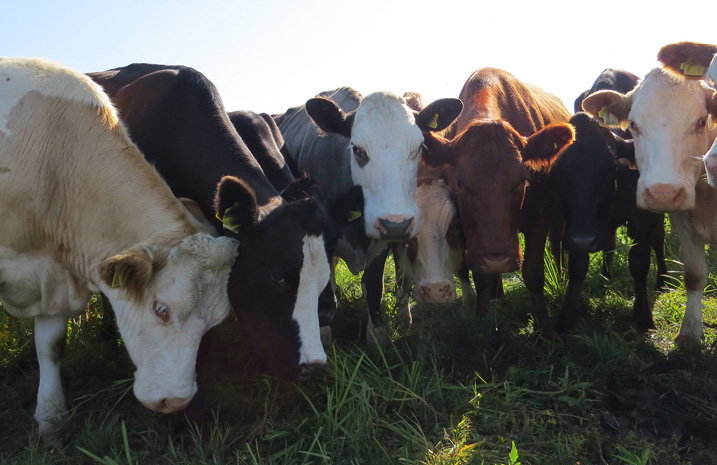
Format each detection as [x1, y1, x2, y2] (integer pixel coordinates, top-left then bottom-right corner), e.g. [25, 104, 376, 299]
[628, 121, 640, 135]
[410, 146, 422, 160]
[271, 271, 288, 288]
[153, 301, 170, 323]
[352, 145, 369, 167]
[697, 116, 708, 132]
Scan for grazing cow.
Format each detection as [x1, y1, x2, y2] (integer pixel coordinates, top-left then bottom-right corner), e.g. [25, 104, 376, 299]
[0, 57, 238, 434]
[228, 109, 297, 192]
[582, 60, 717, 346]
[89, 63, 352, 381]
[420, 68, 575, 335]
[275, 87, 463, 341]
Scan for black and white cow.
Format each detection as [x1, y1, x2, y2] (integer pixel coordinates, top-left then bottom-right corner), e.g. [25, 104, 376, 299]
[88, 64, 353, 381]
[275, 87, 463, 342]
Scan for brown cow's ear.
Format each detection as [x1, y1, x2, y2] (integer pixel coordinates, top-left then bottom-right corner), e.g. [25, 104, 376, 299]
[416, 98, 463, 132]
[582, 90, 632, 130]
[522, 123, 576, 172]
[420, 132, 454, 168]
[305, 97, 356, 138]
[657, 41, 717, 79]
[98, 248, 155, 302]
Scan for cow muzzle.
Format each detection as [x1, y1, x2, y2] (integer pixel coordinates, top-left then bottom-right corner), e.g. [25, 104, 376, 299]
[373, 215, 416, 240]
[640, 183, 688, 211]
[298, 361, 326, 382]
[417, 281, 455, 303]
[468, 252, 519, 274]
[564, 234, 601, 254]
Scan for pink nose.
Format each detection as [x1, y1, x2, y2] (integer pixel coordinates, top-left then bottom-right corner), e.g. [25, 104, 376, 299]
[154, 397, 191, 413]
[418, 282, 455, 303]
[642, 183, 686, 211]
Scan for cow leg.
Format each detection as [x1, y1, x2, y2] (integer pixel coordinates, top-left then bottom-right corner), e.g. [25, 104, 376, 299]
[651, 215, 669, 291]
[473, 272, 501, 317]
[555, 250, 589, 334]
[319, 258, 341, 347]
[34, 314, 68, 435]
[522, 224, 556, 336]
[391, 243, 413, 329]
[458, 263, 477, 312]
[672, 213, 706, 347]
[601, 232, 617, 281]
[628, 232, 655, 330]
[363, 247, 391, 345]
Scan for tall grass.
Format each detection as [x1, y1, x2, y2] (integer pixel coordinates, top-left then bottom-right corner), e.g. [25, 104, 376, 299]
[2, 222, 717, 464]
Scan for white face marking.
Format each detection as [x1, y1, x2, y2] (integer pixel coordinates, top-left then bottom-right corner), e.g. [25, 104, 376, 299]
[628, 69, 717, 210]
[413, 180, 456, 301]
[0, 57, 117, 136]
[293, 234, 329, 366]
[350, 92, 422, 239]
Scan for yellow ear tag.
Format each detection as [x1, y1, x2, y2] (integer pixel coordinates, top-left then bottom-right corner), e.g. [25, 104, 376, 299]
[221, 205, 241, 234]
[111, 272, 124, 288]
[553, 142, 558, 151]
[680, 61, 706, 77]
[598, 106, 607, 120]
[428, 113, 440, 129]
[348, 210, 362, 222]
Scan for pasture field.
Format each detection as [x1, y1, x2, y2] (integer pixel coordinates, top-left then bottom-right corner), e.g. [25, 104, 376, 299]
[2, 222, 717, 465]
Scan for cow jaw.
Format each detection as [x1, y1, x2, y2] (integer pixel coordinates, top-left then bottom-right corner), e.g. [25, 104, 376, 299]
[350, 92, 422, 241]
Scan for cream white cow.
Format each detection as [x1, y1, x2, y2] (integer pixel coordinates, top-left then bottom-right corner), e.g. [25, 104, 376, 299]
[0, 57, 238, 433]
[582, 63, 717, 346]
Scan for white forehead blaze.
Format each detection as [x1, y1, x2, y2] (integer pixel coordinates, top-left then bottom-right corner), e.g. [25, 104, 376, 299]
[0, 56, 118, 136]
[293, 234, 329, 365]
[350, 92, 422, 227]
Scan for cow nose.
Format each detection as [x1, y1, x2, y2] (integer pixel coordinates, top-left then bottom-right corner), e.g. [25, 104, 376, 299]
[565, 234, 600, 253]
[642, 184, 686, 211]
[418, 283, 455, 303]
[155, 397, 191, 413]
[469, 253, 518, 274]
[375, 216, 415, 240]
[298, 362, 325, 382]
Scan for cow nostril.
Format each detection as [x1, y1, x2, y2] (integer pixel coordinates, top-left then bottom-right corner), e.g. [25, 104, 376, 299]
[376, 217, 413, 240]
[298, 362, 325, 382]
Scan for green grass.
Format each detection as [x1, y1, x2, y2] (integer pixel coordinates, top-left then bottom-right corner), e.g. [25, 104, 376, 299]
[2, 222, 717, 464]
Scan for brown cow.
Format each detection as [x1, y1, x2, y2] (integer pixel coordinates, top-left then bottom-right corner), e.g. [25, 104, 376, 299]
[422, 68, 574, 335]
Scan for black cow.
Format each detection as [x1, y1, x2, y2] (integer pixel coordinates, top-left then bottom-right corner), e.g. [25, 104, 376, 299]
[228, 109, 298, 192]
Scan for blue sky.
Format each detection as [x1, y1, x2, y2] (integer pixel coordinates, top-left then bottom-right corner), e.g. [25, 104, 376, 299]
[4, 0, 715, 115]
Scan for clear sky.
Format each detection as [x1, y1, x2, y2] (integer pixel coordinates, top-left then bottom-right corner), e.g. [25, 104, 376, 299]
[3, 0, 715, 116]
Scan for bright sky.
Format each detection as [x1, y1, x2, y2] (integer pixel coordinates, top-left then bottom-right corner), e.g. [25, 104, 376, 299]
[3, 1, 715, 116]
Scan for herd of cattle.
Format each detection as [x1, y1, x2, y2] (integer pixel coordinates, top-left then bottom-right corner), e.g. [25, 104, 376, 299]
[1, 40, 717, 435]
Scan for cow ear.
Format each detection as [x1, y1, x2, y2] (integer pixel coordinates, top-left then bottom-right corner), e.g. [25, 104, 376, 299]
[582, 90, 632, 130]
[98, 247, 156, 302]
[331, 184, 364, 225]
[421, 132, 454, 168]
[657, 41, 717, 79]
[522, 123, 576, 172]
[306, 97, 356, 138]
[416, 98, 463, 132]
[214, 176, 260, 237]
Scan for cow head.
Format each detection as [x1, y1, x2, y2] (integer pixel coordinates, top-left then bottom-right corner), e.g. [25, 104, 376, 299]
[214, 176, 356, 381]
[305, 92, 462, 241]
[658, 41, 717, 188]
[97, 233, 238, 413]
[549, 113, 634, 253]
[582, 67, 717, 211]
[422, 120, 575, 274]
[409, 174, 463, 303]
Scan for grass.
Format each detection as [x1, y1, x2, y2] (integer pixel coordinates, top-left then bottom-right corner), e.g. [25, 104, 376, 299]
[2, 221, 717, 464]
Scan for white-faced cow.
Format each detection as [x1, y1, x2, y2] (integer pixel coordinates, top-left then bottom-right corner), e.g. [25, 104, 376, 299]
[88, 64, 358, 384]
[583, 56, 717, 346]
[275, 87, 463, 342]
[0, 57, 238, 434]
